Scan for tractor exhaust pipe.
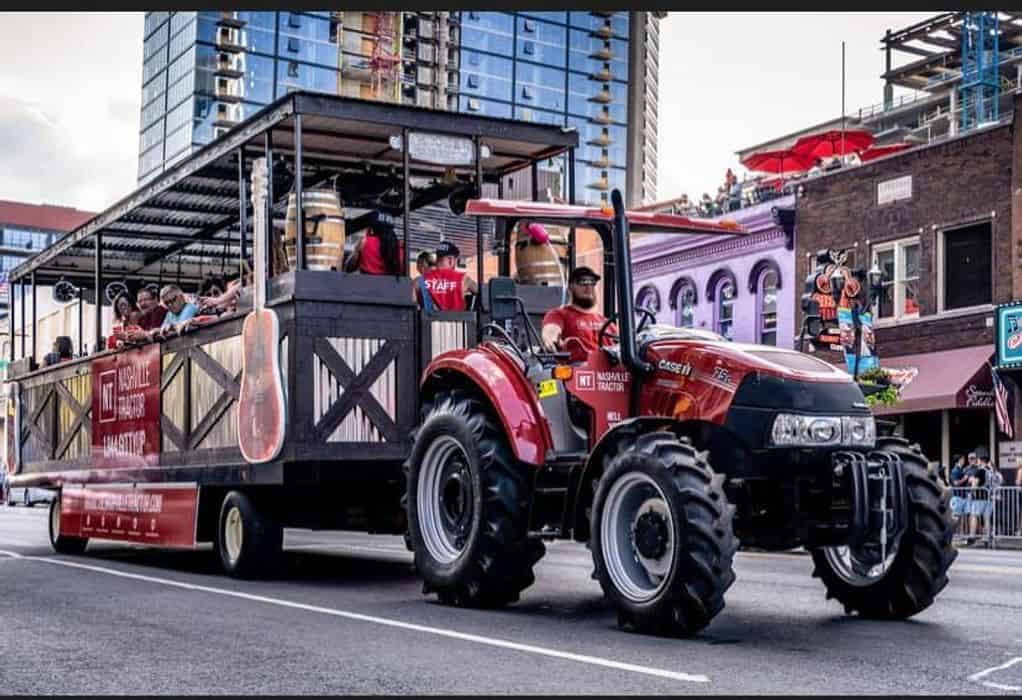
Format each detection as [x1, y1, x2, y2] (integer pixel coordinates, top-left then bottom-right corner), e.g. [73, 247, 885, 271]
[611, 189, 653, 375]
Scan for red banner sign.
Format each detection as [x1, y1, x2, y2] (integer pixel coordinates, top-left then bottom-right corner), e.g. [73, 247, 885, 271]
[59, 484, 198, 548]
[91, 344, 161, 468]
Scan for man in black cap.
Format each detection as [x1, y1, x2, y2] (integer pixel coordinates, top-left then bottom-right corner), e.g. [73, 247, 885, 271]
[421, 240, 478, 311]
[541, 265, 616, 363]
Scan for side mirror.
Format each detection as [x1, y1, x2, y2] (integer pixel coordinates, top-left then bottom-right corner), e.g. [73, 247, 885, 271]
[489, 276, 518, 323]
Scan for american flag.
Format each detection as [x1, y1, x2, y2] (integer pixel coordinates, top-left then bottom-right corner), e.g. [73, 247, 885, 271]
[991, 366, 1013, 439]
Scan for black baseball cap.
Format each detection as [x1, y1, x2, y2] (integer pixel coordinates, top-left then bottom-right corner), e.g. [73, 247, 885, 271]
[436, 240, 460, 259]
[569, 266, 601, 284]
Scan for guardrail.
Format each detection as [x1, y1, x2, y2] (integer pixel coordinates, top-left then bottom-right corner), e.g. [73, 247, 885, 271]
[949, 486, 1022, 548]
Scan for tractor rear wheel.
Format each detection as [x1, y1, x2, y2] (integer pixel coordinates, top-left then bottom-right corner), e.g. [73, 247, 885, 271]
[811, 437, 957, 619]
[591, 432, 737, 637]
[405, 390, 544, 608]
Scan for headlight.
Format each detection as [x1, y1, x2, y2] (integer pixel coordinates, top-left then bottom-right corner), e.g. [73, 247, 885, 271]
[771, 414, 875, 448]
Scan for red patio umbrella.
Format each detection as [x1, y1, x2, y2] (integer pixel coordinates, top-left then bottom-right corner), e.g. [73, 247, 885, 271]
[858, 143, 914, 162]
[791, 129, 874, 159]
[740, 148, 814, 175]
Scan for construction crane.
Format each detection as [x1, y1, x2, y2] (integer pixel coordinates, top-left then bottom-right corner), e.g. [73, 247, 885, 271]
[368, 12, 401, 102]
[959, 11, 1000, 132]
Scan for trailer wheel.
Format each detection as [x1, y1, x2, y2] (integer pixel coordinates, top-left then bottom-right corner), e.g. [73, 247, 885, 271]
[48, 494, 88, 555]
[811, 437, 957, 619]
[591, 432, 737, 637]
[405, 390, 544, 608]
[216, 490, 283, 579]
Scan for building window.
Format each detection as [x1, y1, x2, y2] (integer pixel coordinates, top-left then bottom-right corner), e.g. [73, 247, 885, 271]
[467, 74, 479, 88]
[872, 236, 920, 321]
[523, 19, 536, 33]
[635, 285, 661, 316]
[288, 13, 301, 28]
[758, 268, 778, 346]
[522, 40, 535, 56]
[716, 278, 735, 340]
[467, 98, 481, 111]
[521, 85, 534, 100]
[287, 37, 300, 53]
[940, 221, 992, 312]
[287, 61, 299, 78]
[671, 279, 697, 328]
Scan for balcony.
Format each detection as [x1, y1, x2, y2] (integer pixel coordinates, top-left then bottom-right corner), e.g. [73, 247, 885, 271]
[213, 105, 242, 128]
[592, 24, 613, 39]
[588, 90, 613, 104]
[589, 155, 611, 168]
[215, 54, 245, 79]
[214, 80, 243, 103]
[589, 46, 613, 61]
[586, 178, 610, 191]
[586, 133, 613, 147]
[216, 12, 247, 29]
[591, 112, 614, 125]
[590, 67, 614, 82]
[215, 27, 245, 53]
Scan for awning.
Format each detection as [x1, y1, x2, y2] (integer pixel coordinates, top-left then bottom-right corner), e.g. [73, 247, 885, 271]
[873, 344, 996, 415]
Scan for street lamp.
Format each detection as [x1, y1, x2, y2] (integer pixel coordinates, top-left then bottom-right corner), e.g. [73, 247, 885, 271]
[868, 263, 883, 317]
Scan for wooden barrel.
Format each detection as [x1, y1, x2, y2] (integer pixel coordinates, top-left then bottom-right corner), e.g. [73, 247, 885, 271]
[284, 189, 346, 271]
[514, 230, 569, 286]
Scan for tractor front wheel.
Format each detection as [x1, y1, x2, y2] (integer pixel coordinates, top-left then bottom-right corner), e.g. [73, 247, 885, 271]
[405, 390, 544, 608]
[591, 432, 737, 637]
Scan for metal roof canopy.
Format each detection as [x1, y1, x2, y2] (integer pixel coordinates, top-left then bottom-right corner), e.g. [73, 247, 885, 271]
[11, 90, 578, 287]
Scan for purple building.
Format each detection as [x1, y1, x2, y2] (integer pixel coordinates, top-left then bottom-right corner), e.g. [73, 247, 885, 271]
[630, 195, 796, 348]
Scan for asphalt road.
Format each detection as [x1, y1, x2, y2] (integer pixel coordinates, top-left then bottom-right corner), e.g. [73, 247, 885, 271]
[1, 504, 1020, 695]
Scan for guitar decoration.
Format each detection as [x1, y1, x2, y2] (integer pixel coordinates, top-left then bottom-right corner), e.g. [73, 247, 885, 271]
[237, 157, 287, 464]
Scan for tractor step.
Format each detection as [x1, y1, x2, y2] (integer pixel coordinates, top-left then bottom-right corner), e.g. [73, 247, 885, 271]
[544, 450, 588, 467]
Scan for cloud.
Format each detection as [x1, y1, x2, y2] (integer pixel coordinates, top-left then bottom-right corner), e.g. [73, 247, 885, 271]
[0, 95, 136, 212]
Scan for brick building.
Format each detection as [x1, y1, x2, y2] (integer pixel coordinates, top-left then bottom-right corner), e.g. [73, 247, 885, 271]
[794, 92, 1022, 467]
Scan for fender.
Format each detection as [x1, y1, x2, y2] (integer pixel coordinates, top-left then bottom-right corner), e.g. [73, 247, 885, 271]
[421, 344, 553, 466]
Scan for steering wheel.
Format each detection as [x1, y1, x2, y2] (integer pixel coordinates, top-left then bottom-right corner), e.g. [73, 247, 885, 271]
[636, 306, 657, 334]
[599, 316, 619, 347]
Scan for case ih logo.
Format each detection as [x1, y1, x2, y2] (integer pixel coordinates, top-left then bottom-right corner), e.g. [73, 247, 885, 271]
[576, 371, 595, 391]
[657, 359, 693, 376]
[98, 369, 117, 423]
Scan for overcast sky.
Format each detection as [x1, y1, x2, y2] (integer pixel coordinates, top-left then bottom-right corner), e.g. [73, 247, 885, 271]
[0, 11, 933, 214]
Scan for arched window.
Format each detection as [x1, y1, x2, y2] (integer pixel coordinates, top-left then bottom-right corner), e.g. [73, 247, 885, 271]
[715, 278, 736, 340]
[669, 276, 698, 328]
[707, 268, 737, 340]
[635, 284, 661, 316]
[757, 268, 779, 345]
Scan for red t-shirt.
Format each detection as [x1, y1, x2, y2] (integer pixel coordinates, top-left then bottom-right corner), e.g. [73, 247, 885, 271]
[137, 305, 168, 331]
[542, 305, 616, 363]
[358, 232, 404, 275]
[422, 268, 466, 311]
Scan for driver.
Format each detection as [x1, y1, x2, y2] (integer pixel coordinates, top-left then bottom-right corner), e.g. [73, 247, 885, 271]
[541, 266, 617, 363]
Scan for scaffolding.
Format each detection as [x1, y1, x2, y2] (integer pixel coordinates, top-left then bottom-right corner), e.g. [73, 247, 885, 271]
[960, 11, 1001, 131]
[368, 12, 402, 102]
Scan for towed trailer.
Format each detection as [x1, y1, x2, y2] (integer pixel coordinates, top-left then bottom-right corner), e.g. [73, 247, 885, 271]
[1, 91, 579, 572]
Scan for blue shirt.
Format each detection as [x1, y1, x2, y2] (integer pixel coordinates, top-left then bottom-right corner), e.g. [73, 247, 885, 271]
[161, 302, 199, 329]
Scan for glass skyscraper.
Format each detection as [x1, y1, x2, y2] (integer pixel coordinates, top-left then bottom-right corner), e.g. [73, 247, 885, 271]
[138, 11, 662, 205]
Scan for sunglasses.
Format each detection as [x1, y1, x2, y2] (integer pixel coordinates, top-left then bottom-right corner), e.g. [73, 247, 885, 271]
[573, 279, 598, 287]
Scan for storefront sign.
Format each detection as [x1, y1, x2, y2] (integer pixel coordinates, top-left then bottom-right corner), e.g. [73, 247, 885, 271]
[995, 302, 1022, 369]
[877, 175, 912, 205]
[963, 384, 995, 408]
[91, 344, 161, 468]
[998, 440, 1022, 466]
[59, 484, 198, 548]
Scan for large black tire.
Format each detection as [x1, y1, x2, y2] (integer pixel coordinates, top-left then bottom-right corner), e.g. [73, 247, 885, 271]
[216, 490, 284, 579]
[405, 389, 544, 608]
[591, 432, 737, 637]
[810, 436, 957, 619]
[48, 495, 88, 555]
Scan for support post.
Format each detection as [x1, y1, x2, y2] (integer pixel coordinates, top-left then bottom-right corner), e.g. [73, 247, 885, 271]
[30, 272, 36, 361]
[475, 135, 484, 339]
[567, 148, 577, 276]
[531, 160, 539, 201]
[237, 148, 247, 278]
[94, 231, 102, 353]
[77, 294, 84, 357]
[8, 279, 15, 362]
[19, 278, 25, 359]
[294, 113, 305, 272]
[402, 128, 411, 278]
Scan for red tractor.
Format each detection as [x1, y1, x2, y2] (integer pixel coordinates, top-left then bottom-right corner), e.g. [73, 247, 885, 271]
[405, 190, 957, 637]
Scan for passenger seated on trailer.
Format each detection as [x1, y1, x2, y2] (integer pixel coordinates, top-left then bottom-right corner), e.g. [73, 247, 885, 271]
[413, 251, 436, 311]
[198, 276, 242, 316]
[136, 285, 168, 331]
[43, 336, 74, 366]
[159, 284, 199, 330]
[421, 241, 478, 312]
[351, 219, 405, 276]
[108, 291, 143, 349]
[541, 266, 617, 364]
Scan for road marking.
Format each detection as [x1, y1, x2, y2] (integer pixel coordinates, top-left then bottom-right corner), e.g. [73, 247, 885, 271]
[968, 656, 1022, 692]
[0, 550, 709, 685]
